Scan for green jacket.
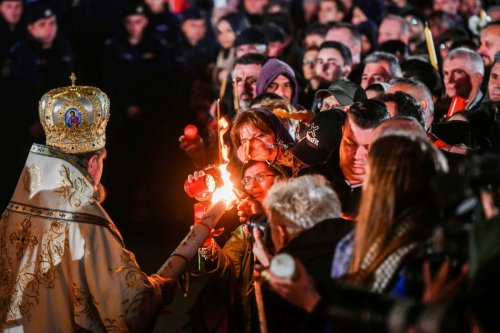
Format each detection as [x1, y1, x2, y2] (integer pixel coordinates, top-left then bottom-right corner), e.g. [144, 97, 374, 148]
[197, 225, 257, 333]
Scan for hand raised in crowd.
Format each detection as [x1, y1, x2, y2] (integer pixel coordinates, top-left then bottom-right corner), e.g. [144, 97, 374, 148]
[267, 258, 321, 313]
[251, 227, 272, 267]
[422, 259, 469, 304]
[184, 169, 212, 201]
[237, 196, 264, 223]
[179, 135, 209, 169]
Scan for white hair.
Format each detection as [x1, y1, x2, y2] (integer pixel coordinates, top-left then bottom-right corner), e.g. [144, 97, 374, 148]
[264, 175, 341, 239]
[445, 47, 484, 77]
[364, 51, 402, 78]
[383, 14, 410, 35]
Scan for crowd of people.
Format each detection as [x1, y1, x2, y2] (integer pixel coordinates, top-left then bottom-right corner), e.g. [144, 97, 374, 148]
[1, 0, 500, 332]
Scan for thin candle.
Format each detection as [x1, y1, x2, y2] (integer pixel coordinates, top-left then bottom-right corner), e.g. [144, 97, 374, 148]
[424, 23, 439, 71]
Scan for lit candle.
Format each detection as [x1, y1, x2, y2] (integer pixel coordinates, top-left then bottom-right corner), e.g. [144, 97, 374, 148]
[233, 78, 240, 113]
[424, 23, 439, 71]
[245, 140, 250, 161]
[193, 202, 210, 224]
[183, 124, 198, 140]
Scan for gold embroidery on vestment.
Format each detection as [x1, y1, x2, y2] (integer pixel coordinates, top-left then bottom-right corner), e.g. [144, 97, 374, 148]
[55, 165, 90, 208]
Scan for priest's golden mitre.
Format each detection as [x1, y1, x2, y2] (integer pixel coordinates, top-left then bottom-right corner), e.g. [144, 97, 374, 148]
[39, 73, 110, 154]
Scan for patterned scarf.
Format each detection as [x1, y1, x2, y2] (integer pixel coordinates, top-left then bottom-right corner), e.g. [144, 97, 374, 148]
[360, 221, 419, 292]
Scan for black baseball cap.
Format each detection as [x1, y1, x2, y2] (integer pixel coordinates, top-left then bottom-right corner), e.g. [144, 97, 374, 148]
[26, 4, 55, 24]
[123, 4, 147, 18]
[291, 109, 346, 166]
[182, 8, 203, 21]
[315, 80, 367, 106]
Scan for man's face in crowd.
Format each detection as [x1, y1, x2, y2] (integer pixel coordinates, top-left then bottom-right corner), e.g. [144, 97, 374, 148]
[361, 61, 391, 89]
[462, 0, 481, 15]
[233, 63, 262, 109]
[378, 18, 407, 45]
[266, 74, 293, 102]
[181, 18, 206, 45]
[303, 33, 324, 49]
[244, 0, 268, 15]
[315, 47, 349, 83]
[319, 94, 342, 111]
[489, 62, 500, 102]
[478, 25, 500, 68]
[434, 0, 460, 14]
[125, 14, 148, 40]
[339, 115, 375, 185]
[28, 16, 57, 46]
[326, 28, 360, 64]
[318, 0, 344, 24]
[443, 57, 474, 98]
[0, 0, 22, 25]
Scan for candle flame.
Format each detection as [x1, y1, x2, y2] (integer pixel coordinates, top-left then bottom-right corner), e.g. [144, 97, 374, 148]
[212, 117, 236, 206]
[211, 163, 236, 205]
[218, 117, 230, 163]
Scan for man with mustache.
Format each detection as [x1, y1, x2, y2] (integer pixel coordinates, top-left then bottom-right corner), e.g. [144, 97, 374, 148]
[478, 21, 500, 71]
[488, 51, 500, 102]
[233, 53, 267, 110]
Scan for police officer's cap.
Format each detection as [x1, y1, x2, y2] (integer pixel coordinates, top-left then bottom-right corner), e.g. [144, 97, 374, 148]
[26, 3, 55, 25]
[182, 8, 203, 21]
[123, 4, 147, 18]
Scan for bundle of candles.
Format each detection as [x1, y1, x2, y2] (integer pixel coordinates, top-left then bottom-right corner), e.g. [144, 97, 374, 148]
[158, 163, 240, 279]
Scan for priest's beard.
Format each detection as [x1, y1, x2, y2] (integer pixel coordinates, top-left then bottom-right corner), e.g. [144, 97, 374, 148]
[93, 183, 107, 204]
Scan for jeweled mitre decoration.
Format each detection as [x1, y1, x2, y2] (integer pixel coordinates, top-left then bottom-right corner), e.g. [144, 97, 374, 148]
[39, 73, 110, 154]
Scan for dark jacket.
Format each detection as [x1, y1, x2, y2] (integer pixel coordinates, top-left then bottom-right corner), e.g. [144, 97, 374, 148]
[265, 218, 353, 333]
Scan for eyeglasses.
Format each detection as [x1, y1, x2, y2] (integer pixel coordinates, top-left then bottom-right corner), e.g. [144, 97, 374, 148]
[303, 59, 316, 66]
[314, 59, 341, 66]
[241, 174, 276, 186]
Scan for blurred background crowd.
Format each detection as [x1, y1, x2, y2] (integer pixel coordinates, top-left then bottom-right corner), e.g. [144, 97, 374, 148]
[1, 0, 500, 332]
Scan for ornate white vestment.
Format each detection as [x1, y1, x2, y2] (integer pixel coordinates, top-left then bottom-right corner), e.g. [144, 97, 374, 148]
[0, 144, 164, 332]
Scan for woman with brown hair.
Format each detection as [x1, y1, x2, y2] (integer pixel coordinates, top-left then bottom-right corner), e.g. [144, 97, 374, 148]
[349, 133, 448, 292]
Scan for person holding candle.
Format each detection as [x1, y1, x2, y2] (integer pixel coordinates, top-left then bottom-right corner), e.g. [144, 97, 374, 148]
[255, 174, 352, 332]
[190, 160, 284, 333]
[230, 107, 294, 172]
[264, 133, 451, 330]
